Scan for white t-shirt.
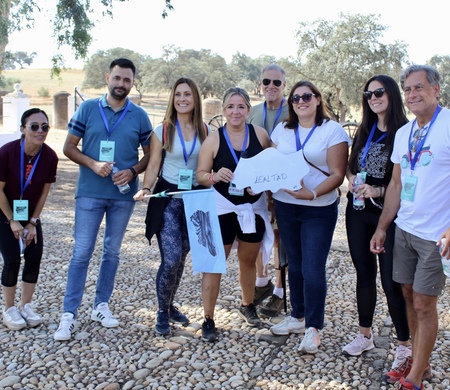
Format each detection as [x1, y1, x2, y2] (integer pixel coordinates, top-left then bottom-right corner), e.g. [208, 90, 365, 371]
[392, 107, 450, 241]
[270, 119, 351, 206]
[154, 123, 208, 186]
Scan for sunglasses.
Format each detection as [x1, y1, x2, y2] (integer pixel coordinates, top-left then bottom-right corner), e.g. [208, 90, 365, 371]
[291, 93, 315, 104]
[363, 88, 385, 100]
[25, 124, 50, 132]
[262, 78, 282, 87]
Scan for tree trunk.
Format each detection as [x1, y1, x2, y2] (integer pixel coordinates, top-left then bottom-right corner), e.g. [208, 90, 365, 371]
[0, 0, 11, 72]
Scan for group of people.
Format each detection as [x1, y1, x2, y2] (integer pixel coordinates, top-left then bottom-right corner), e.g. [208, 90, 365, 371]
[0, 58, 449, 390]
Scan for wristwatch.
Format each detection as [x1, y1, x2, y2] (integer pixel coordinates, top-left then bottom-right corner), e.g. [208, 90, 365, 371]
[29, 218, 41, 226]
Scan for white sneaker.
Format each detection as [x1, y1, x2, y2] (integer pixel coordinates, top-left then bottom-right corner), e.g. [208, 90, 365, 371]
[2, 306, 26, 330]
[91, 302, 119, 328]
[20, 303, 42, 327]
[342, 333, 375, 356]
[392, 344, 412, 370]
[54, 312, 77, 341]
[270, 316, 305, 335]
[299, 327, 321, 354]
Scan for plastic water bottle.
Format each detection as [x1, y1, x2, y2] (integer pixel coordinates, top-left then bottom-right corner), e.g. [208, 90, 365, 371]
[110, 165, 130, 194]
[353, 173, 365, 210]
[439, 238, 450, 277]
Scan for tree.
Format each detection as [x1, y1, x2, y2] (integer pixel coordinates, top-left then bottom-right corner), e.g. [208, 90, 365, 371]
[429, 55, 450, 109]
[82, 47, 147, 98]
[295, 13, 409, 122]
[140, 46, 233, 98]
[2, 50, 36, 69]
[0, 0, 173, 75]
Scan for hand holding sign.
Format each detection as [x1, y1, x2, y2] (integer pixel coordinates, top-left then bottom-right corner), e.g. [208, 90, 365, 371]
[232, 147, 310, 193]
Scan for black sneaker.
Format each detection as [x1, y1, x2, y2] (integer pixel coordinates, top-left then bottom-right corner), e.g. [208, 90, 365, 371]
[169, 305, 189, 325]
[238, 303, 262, 327]
[202, 316, 217, 342]
[155, 310, 170, 335]
[259, 295, 284, 318]
[254, 280, 274, 306]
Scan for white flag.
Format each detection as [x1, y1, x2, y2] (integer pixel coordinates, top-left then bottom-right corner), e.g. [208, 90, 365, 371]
[182, 189, 226, 274]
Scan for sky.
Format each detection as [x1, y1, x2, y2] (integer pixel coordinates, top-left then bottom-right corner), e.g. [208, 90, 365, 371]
[6, 0, 449, 69]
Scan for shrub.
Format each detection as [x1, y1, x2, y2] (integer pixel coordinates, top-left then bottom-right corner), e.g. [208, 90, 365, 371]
[37, 86, 50, 98]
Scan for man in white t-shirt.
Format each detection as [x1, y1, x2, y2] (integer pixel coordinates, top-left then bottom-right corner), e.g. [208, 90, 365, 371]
[371, 64, 450, 390]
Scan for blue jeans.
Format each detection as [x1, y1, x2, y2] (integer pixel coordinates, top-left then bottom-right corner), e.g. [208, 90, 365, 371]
[63, 197, 135, 317]
[274, 200, 338, 330]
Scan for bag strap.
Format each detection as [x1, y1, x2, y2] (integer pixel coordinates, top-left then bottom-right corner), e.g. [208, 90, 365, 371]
[302, 150, 342, 196]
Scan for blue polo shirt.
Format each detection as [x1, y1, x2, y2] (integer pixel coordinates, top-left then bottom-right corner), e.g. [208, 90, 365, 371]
[68, 95, 152, 200]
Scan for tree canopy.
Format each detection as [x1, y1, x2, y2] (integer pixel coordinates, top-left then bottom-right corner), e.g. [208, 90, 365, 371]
[295, 13, 409, 122]
[0, 0, 173, 75]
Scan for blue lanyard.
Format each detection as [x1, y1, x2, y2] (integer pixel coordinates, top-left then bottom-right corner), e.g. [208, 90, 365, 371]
[223, 124, 249, 165]
[360, 122, 387, 169]
[408, 105, 441, 172]
[20, 140, 42, 198]
[295, 123, 318, 151]
[98, 96, 131, 137]
[263, 98, 285, 132]
[176, 119, 198, 166]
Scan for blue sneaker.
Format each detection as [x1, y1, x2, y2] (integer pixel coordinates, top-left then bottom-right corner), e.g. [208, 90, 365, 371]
[169, 305, 189, 325]
[155, 310, 170, 335]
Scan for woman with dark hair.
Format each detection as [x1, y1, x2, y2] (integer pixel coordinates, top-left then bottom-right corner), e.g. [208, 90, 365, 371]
[134, 77, 209, 336]
[196, 87, 271, 342]
[343, 75, 411, 368]
[0, 108, 58, 330]
[269, 80, 350, 354]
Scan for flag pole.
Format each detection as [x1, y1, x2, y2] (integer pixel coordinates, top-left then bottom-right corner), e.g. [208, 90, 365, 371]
[144, 188, 213, 199]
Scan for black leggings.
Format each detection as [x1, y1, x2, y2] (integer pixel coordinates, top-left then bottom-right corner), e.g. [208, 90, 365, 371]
[0, 219, 43, 287]
[345, 202, 409, 342]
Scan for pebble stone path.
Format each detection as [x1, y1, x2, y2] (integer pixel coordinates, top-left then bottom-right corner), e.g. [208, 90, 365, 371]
[0, 129, 449, 389]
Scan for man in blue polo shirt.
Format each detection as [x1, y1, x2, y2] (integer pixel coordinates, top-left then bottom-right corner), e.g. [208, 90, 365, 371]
[54, 58, 152, 341]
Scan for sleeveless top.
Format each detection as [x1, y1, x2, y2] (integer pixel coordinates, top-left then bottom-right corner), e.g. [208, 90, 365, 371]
[213, 123, 263, 205]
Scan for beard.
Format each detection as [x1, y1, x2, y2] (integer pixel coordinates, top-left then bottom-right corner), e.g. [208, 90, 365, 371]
[109, 86, 130, 100]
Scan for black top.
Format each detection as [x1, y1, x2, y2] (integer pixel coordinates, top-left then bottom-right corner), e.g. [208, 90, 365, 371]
[213, 124, 263, 205]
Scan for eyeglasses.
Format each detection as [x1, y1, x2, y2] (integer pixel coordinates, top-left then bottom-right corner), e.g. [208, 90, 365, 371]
[291, 93, 315, 104]
[363, 88, 385, 100]
[262, 78, 282, 87]
[25, 124, 50, 132]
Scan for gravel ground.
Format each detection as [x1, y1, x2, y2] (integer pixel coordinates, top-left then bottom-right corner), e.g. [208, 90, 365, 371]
[1, 129, 449, 389]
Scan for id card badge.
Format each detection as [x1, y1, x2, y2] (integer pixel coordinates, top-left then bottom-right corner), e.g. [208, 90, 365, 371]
[99, 140, 115, 162]
[178, 168, 193, 190]
[13, 199, 29, 221]
[228, 182, 244, 196]
[401, 174, 418, 202]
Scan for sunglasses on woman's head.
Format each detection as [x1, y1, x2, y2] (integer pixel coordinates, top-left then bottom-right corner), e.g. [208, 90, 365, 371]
[291, 93, 315, 104]
[363, 88, 385, 100]
[25, 124, 50, 132]
[262, 78, 282, 87]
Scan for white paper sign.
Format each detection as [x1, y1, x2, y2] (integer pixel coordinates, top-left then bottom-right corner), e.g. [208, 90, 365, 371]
[232, 147, 310, 193]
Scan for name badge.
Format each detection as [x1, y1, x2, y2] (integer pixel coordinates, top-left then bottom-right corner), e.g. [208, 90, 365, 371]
[401, 174, 418, 202]
[228, 182, 244, 196]
[99, 140, 115, 162]
[178, 168, 193, 190]
[13, 199, 29, 221]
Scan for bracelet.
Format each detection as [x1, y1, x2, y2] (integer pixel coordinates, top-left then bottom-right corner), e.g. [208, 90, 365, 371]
[129, 167, 137, 177]
[310, 189, 317, 201]
[5, 217, 13, 225]
[209, 170, 218, 184]
[142, 187, 151, 193]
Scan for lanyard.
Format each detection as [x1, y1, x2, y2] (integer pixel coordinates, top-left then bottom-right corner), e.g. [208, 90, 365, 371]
[360, 122, 387, 169]
[20, 140, 42, 198]
[98, 96, 131, 137]
[176, 119, 198, 166]
[223, 124, 249, 165]
[408, 105, 441, 172]
[295, 123, 318, 151]
[263, 98, 285, 132]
